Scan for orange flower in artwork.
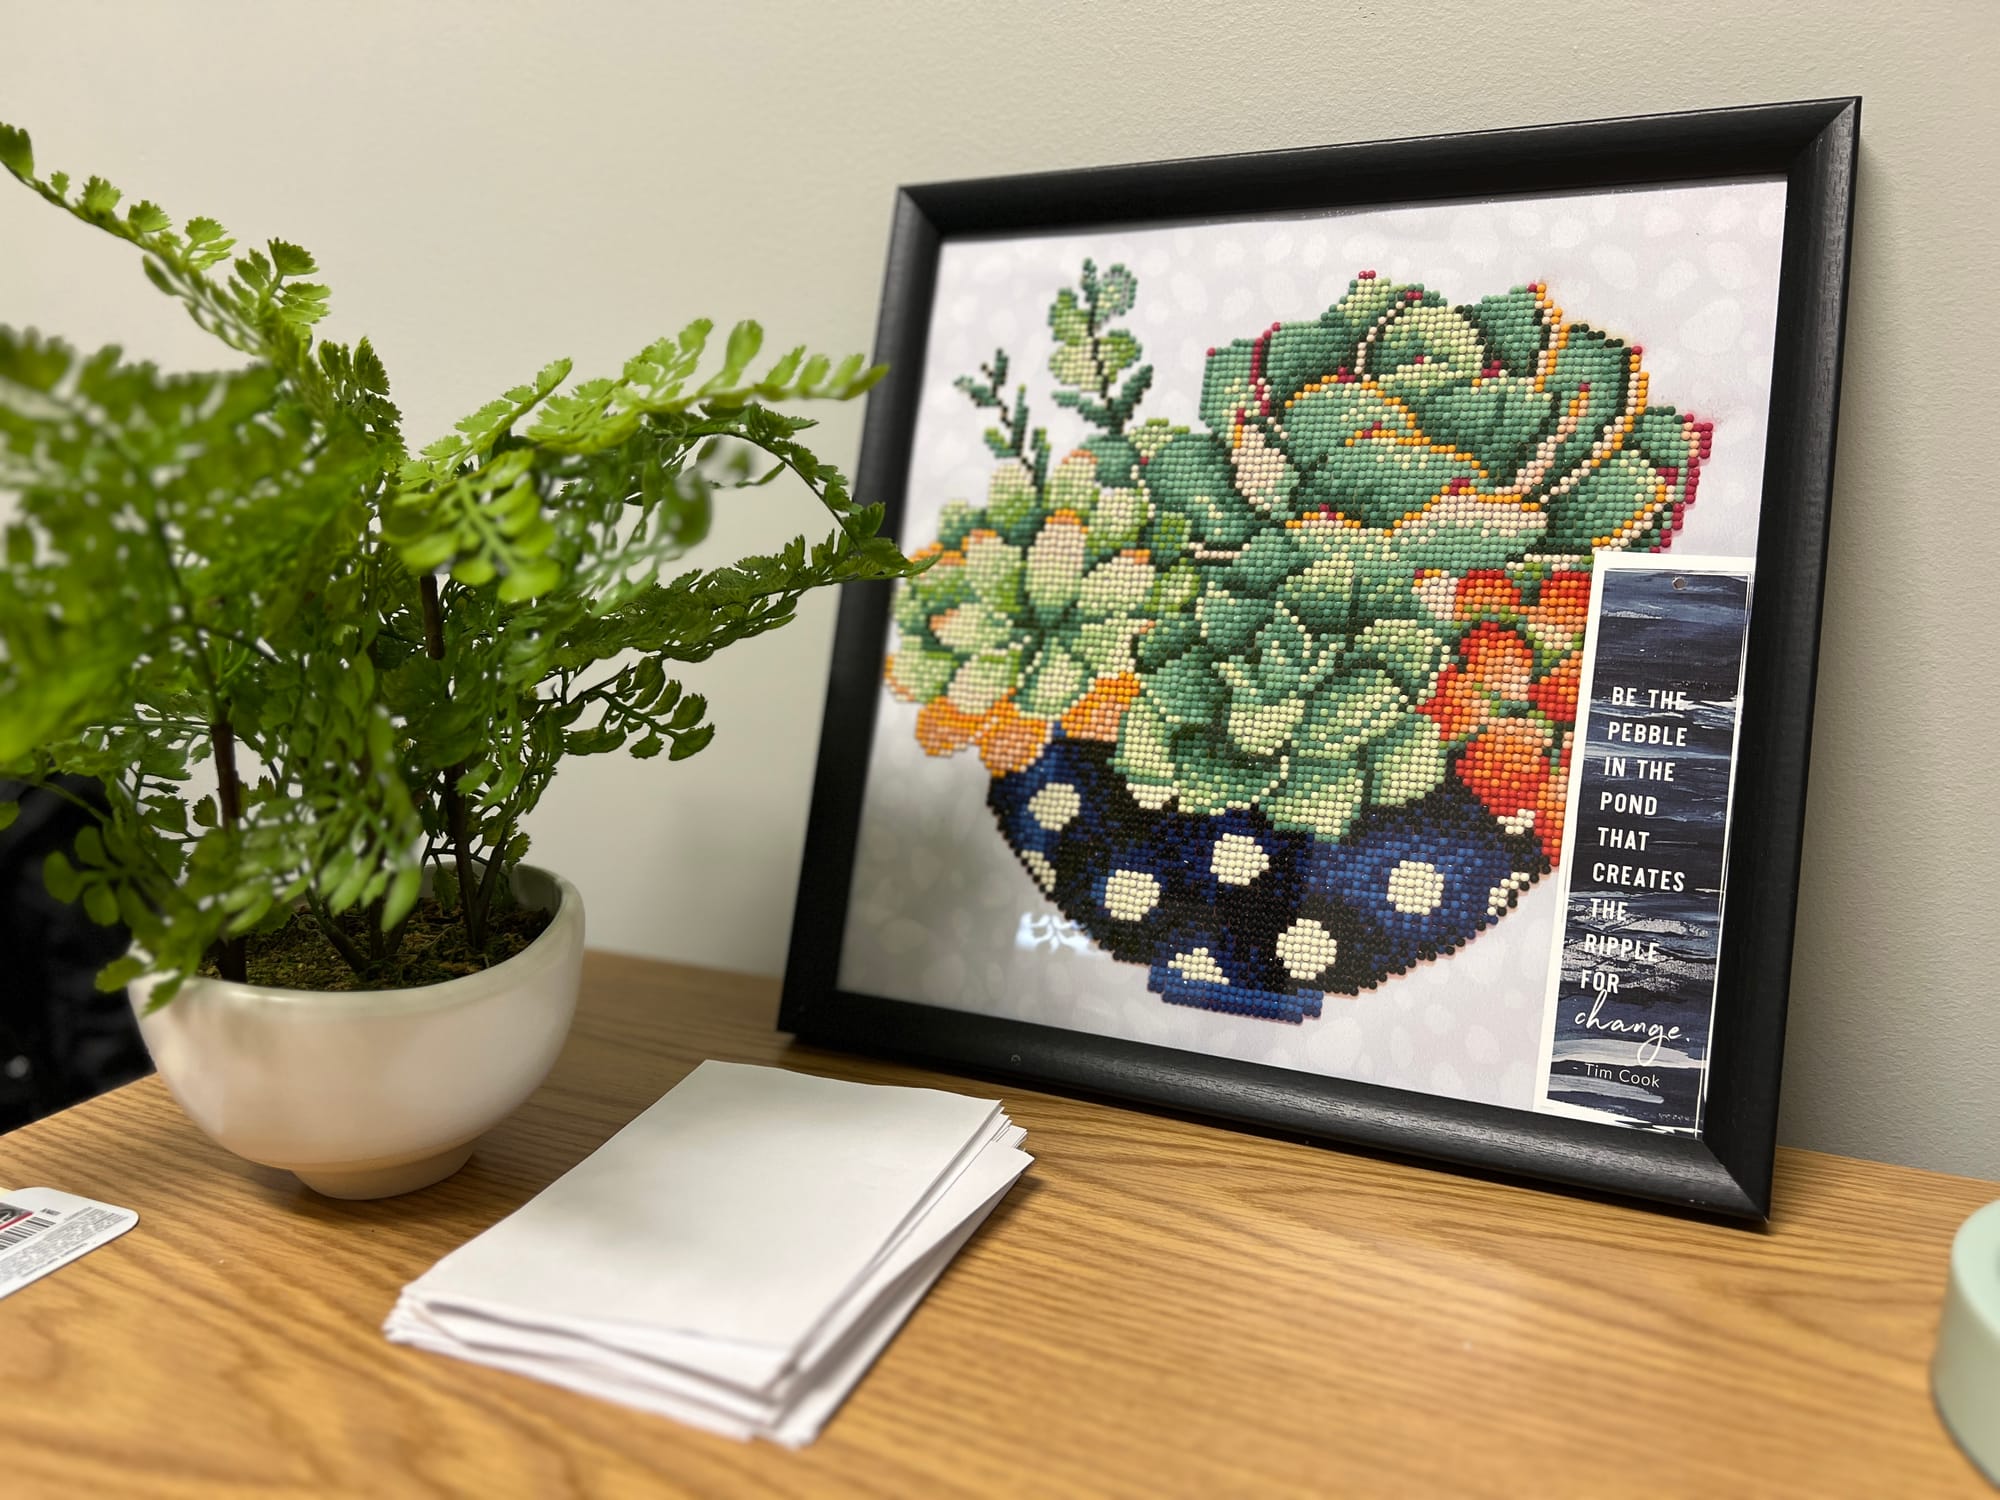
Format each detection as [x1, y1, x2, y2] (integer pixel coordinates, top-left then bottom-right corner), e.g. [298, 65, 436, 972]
[1424, 596, 1588, 864]
[914, 696, 987, 756]
[1417, 664, 1487, 742]
[1528, 650, 1582, 724]
[974, 700, 1051, 777]
[1538, 734, 1573, 862]
[1459, 621, 1535, 702]
[913, 670, 1138, 777]
[1456, 718, 1573, 864]
[1060, 673, 1142, 742]
[1457, 717, 1551, 820]
[913, 695, 1051, 776]
[1419, 622, 1536, 743]
[1453, 569, 1523, 621]
[1527, 570, 1592, 648]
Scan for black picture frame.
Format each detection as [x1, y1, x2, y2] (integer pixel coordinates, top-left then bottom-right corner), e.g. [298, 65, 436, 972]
[780, 100, 1859, 1220]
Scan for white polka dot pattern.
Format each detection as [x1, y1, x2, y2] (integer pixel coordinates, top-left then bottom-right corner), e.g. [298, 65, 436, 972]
[1028, 782, 1082, 831]
[1210, 833, 1269, 886]
[1102, 869, 1161, 922]
[1386, 859, 1445, 916]
[1276, 918, 1338, 981]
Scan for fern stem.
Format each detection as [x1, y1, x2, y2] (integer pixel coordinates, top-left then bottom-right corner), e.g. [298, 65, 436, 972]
[304, 890, 370, 976]
[421, 572, 484, 948]
[208, 714, 248, 983]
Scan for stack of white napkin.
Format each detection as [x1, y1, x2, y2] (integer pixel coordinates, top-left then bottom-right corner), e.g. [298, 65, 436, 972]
[384, 1060, 1030, 1446]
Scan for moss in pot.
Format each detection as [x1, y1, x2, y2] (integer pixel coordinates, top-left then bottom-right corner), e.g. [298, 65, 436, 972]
[0, 122, 921, 1197]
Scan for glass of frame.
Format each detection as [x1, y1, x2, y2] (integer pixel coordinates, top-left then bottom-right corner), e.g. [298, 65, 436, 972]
[781, 101, 1859, 1218]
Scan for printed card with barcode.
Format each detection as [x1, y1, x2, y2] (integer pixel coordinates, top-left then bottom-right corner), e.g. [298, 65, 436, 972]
[0, 1188, 138, 1300]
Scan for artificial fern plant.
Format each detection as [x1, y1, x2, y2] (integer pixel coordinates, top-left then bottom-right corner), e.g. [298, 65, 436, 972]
[0, 122, 919, 1003]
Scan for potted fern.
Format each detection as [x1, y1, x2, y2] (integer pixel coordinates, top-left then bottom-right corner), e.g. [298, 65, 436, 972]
[0, 123, 917, 1197]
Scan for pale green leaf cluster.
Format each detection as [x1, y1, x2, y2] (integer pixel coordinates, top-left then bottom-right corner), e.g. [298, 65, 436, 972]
[0, 122, 916, 1002]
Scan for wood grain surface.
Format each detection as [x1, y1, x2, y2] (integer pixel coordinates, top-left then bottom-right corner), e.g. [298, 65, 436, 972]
[0, 952, 1990, 1498]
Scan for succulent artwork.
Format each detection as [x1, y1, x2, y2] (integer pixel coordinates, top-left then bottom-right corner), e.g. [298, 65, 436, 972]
[889, 262, 1708, 1017]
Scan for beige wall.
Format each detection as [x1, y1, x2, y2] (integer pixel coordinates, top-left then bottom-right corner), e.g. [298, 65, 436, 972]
[4, 0, 1995, 1179]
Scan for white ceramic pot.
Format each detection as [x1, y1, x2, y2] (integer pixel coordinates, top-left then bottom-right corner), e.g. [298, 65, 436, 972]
[128, 865, 583, 1200]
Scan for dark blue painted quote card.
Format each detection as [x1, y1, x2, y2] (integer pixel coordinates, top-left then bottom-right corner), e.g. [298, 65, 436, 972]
[1537, 558, 1754, 1135]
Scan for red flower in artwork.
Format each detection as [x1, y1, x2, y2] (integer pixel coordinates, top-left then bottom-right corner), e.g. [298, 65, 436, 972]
[1528, 650, 1581, 724]
[1456, 720, 1573, 864]
[1418, 621, 1535, 743]
[1453, 569, 1523, 622]
[1420, 570, 1596, 866]
[1529, 572, 1592, 644]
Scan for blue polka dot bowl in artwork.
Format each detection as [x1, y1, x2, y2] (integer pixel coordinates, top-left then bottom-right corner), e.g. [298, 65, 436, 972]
[986, 732, 1550, 1021]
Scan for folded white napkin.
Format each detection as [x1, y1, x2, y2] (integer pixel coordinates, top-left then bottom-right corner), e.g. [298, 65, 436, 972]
[384, 1060, 1030, 1445]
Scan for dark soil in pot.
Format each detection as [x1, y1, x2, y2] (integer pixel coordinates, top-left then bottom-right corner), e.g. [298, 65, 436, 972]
[197, 897, 553, 992]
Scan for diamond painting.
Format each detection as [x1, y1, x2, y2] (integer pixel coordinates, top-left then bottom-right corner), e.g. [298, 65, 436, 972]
[890, 264, 1709, 1020]
[838, 178, 1787, 1119]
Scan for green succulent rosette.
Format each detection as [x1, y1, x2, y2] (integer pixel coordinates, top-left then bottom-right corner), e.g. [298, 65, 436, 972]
[1117, 274, 1707, 840]
[885, 440, 1171, 757]
[884, 265, 1185, 773]
[892, 424, 1184, 768]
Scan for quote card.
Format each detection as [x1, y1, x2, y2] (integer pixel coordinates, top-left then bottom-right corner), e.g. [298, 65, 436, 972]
[1536, 555, 1755, 1134]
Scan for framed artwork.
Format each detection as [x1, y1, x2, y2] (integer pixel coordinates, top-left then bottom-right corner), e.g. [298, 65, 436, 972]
[781, 101, 1859, 1218]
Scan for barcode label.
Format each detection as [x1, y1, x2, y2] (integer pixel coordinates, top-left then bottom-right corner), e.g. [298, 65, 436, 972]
[0, 1210, 56, 1249]
[0, 1188, 138, 1300]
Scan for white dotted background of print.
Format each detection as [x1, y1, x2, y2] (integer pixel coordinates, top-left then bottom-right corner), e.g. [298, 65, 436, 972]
[838, 177, 1786, 1113]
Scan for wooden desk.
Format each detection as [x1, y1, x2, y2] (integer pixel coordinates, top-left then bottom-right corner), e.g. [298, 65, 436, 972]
[1, 954, 1991, 1497]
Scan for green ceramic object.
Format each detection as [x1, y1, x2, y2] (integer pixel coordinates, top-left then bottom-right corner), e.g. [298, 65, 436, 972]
[1936, 1199, 2000, 1486]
